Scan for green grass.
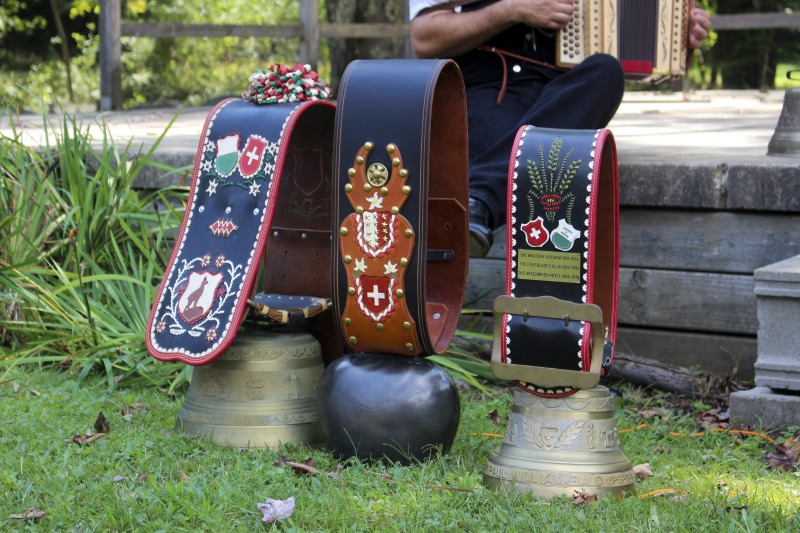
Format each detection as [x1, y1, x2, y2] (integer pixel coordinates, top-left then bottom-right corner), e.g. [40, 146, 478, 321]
[2, 370, 799, 531]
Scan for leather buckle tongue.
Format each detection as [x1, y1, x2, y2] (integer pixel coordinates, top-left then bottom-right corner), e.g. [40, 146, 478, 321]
[490, 295, 605, 389]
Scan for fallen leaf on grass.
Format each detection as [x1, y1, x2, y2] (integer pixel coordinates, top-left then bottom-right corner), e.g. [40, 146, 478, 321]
[633, 463, 653, 479]
[257, 496, 295, 523]
[696, 409, 730, 430]
[178, 471, 190, 483]
[573, 490, 599, 505]
[12, 381, 20, 393]
[9, 508, 46, 520]
[487, 409, 502, 425]
[94, 412, 110, 434]
[274, 456, 319, 476]
[763, 442, 800, 472]
[29, 389, 41, 397]
[66, 412, 109, 445]
[137, 472, 149, 484]
[113, 475, 126, 483]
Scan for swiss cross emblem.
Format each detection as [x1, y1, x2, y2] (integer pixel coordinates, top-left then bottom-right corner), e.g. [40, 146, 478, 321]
[521, 217, 549, 248]
[356, 275, 396, 321]
[239, 135, 269, 178]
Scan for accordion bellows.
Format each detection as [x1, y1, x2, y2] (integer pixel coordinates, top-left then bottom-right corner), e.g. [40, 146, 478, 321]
[556, 0, 691, 79]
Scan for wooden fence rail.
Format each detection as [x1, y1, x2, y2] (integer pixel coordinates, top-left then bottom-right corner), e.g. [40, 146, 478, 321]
[98, 0, 800, 110]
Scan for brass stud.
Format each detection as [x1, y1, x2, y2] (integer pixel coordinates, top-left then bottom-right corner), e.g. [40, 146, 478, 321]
[402, 185, 411, 195]
[396, 289, 404, 298]
[376, 323, 384, 331]
[348, 168, 356, 177]
[399, 169, 408, 179]
[403, 322, 411, 330]
[344, 318, 352, 326]
[347, 287, 356, 296]
[364, 142, 374, 151]
[340, 227, 348, 236]
[405, 343, 414, 351]
[386, 144, 396, 153]
[349, 336, 357, 345]
[392, 158, 400, 167]
[363, 184, 372, 192]
[404, 229, 413, 238]
[400, 258, 408, 267]
[355, 156, 364, 165]
[391, 206, 399, 215]
[345, 184, 353, 193]
[344, 255, 352, 264]
[356, 206, 364, 214]
[380, 187, 389, 196]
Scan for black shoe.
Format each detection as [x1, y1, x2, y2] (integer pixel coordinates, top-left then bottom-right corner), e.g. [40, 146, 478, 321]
[469, 197, 493, 258]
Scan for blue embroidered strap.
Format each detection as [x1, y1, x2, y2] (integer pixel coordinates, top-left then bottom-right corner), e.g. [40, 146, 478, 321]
[146, 98, 335, 365]
[492, 127, 619, 397]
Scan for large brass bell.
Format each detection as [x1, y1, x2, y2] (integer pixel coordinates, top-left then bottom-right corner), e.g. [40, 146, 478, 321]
[484, 386, 637, 500]
[767, 82, 800, 157]
[177, 329, 325, 448]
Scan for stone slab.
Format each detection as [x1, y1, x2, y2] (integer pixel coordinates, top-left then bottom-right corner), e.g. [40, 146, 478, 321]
[729, 387, 800, 432]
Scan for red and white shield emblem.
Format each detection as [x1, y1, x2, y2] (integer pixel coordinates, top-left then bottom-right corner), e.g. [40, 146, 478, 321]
[355, 211, 396, 257]
[521, 217, 549, 248]
[178, 271, 224, 324]
[238, 135, 269, 178]
[356, 275, 396, 321]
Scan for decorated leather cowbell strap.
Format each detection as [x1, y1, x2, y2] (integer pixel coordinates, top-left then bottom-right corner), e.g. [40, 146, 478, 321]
[146, 98, 336, 365]
[492, 127, 619, 397]
[332, 59, 469, 356]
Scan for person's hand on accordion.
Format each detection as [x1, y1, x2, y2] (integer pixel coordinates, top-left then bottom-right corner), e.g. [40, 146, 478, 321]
[689, 7, 711, 49]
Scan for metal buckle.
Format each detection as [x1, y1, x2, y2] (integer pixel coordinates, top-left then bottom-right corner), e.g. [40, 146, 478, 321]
[490, 295, 605, 389]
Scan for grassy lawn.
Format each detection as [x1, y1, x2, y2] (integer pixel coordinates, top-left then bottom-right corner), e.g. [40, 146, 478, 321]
[2, 369, 799, 531]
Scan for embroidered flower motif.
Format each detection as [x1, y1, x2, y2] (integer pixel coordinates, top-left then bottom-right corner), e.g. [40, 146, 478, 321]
[354, 258, 367, 273]
[206, 179, 218, 196]
[205, 327, 217, 343]
[367, 192, 383, 210]
[200, 159, 212, 173]
[215, 254, 227, 269]
[200, 253, 212, 268]
[384, 261, 398, 275]
[155, 320, 166, 334]
[249, 181, 261, 196]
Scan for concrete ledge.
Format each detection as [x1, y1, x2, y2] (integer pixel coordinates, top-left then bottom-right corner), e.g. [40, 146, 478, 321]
[729, 387, 800, 432]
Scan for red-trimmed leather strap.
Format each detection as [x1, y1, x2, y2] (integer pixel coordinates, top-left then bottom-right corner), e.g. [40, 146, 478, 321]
[331, 59, 469, 356]
[492, 127, 619, 397]
[146, 99, 336, 365]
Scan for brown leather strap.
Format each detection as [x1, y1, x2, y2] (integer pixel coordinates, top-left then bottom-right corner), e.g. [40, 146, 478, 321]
[332, 59, 469, 356]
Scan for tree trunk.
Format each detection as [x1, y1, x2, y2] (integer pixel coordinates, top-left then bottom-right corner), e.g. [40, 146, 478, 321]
[324, 0, 406, 91]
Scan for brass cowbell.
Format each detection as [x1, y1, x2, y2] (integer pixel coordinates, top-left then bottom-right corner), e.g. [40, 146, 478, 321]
[484, 386, 637, 500]
[177, 329, 325, 449]
[767, 85, 800, 157]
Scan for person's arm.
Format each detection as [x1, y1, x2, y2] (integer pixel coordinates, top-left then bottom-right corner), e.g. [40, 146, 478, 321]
[688, 7, 711, 49]
[410, 0, 575, 59]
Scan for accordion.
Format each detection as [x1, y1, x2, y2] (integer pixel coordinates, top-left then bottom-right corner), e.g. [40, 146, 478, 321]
[556, 0, 692, 79]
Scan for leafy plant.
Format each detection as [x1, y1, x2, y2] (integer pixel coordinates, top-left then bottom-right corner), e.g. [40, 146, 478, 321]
[0, 106, 190, 390]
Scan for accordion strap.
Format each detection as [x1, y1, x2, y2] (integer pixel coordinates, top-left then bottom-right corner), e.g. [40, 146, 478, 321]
[492, 127, 619, 397]
[332, 59, 469, 356]
[477, 45, 568, 106]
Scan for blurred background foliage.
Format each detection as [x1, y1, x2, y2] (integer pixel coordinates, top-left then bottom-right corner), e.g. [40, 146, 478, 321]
[0, 0, 799, 108]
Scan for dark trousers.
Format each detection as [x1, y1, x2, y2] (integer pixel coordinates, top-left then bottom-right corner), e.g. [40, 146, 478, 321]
[466, 53, 625, 228]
